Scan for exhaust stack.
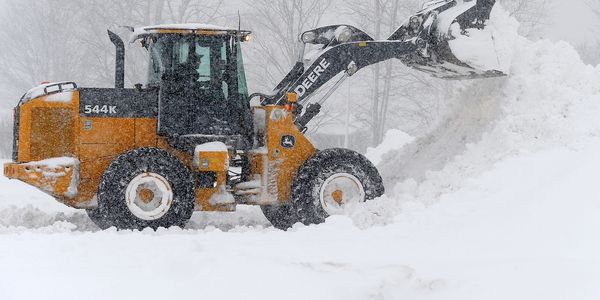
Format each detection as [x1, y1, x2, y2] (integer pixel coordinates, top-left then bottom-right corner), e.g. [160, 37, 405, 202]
[107, 30, 125, 89]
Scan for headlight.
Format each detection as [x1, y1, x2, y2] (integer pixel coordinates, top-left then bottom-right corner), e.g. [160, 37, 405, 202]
[336, 27, 353, 43]
[302, 31, 316, 43]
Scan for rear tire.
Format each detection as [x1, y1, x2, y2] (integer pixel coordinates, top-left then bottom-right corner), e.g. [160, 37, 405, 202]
[86, 207, 112, 230]
[95, 148, 196, 230]
[291, 148, 384, 226]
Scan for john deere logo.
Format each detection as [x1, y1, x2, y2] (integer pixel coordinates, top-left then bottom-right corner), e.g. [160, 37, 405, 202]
[281, 135, 296, 148]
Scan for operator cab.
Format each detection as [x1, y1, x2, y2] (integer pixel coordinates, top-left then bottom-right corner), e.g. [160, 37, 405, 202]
[134, 24, 254, 151]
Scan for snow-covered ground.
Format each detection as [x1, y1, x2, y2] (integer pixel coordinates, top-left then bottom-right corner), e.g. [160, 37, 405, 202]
[2, 145, 599, 299]
[2, 5, 600, 300]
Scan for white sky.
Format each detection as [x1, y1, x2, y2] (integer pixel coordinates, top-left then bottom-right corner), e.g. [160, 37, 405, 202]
[538, 0, 600, 46]
[0, 0, 598, 112]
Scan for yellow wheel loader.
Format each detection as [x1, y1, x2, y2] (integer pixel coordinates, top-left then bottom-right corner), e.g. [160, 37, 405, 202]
[4, 0, 501, 230]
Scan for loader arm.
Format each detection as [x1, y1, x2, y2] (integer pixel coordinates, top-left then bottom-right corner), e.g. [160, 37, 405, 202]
[257, 27, 422, 131]
[274, 40, 419, 105]
[256, 0, 500, 131]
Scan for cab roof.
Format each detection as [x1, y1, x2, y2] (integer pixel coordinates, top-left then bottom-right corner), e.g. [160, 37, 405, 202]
[131, 23, 250, 41]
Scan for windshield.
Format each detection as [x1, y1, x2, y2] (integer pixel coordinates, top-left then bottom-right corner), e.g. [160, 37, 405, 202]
[148, 35, 223, 84]
[146, 34, 249, 102]
[145, 34, 253, 139]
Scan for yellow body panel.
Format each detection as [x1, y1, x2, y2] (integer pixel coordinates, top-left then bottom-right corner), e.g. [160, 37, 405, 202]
[17, 91, 80, 162]
[194, 149, 232, 211]
[79, 118, 135, 144]
[7, 89, 316, 211]
[134, 118, 158, 148]
[75, 118, 158, 204]
[196, 152, 229, 172]
[253, 106, 316, 204]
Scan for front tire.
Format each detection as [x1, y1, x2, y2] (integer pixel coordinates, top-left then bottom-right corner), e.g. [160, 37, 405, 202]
[291, 148, 384, 226]
[260, 204, 300, 230]
[94, 148, 195, 230]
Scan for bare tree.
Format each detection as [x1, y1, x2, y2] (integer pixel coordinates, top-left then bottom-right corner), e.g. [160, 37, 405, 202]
[0, 0, 88, 100]
[500, 0, 551, 37]
[69, 0, 228, 87]
[577, 0, 600, 65]
[241, 0, 344, 145]
[587, 0, 600, 19]
[344, 0, 453, 145]
[0, 0, 228, 98]
[244, 0, 333, 92]
[0, 110, 13, 158]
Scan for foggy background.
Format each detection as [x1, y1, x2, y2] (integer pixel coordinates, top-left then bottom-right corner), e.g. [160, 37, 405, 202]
[0, 0, 598, 158]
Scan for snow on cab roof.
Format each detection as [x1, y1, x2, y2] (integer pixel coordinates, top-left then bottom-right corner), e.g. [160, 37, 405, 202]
[132, 23, 247, 41]
[143, 23, 236, 31]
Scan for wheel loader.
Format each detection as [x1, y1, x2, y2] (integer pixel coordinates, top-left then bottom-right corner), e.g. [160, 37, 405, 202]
[3, 0, 501, 230]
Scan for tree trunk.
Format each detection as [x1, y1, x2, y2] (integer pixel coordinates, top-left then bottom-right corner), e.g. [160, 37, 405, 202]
[371, 0, 382, 145]
[379, 0, 400, 142]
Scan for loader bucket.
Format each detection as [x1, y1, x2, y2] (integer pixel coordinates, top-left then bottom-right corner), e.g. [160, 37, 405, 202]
[390, 0, 505, 79]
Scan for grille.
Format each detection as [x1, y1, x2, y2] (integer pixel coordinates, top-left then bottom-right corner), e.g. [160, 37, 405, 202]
[30, 107, 74, 161]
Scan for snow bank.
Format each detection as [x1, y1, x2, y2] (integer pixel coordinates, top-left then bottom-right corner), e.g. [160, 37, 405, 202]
[377, 8, 600, 207]
[328, 19, 600, 296]
[391, 38, 599, 201]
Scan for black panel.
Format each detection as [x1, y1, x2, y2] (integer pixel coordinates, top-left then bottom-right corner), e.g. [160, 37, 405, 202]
[158, 81, 236, 136]
[196, 172, 217, 188]
[79, 88, 158, 118]
[158, 81, 253, 152]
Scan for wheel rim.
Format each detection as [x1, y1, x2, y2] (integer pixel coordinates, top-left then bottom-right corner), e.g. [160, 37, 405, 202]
[125, 172, 174, 221]
[318, 173, 365, 215]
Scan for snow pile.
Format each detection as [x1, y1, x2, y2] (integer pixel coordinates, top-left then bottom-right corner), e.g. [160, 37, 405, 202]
[367, 4, 600, 225]
[383, 38, 600, 204]
[448, 3, 519, 73]
[365, 129, 414, 166]
[325, 15, 600, 296]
